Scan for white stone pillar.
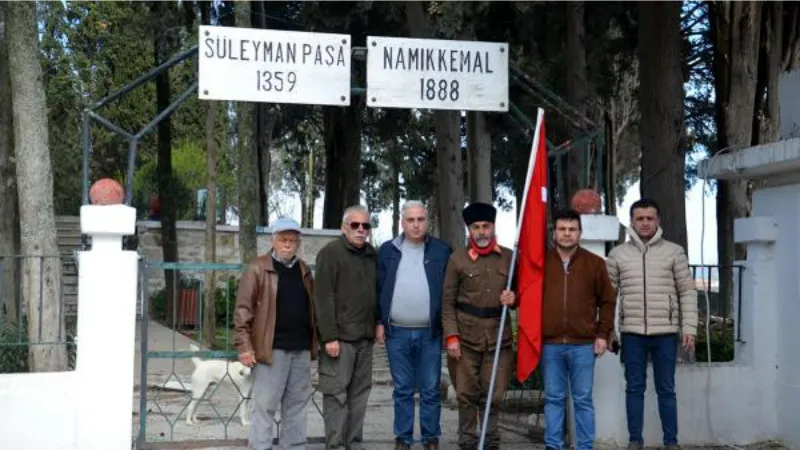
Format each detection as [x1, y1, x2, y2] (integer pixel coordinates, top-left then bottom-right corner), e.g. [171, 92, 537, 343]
[75, 204, 139, 450]
[579, 214, 622, 258]
[733, 216, 780, 438]
[733, 216, 778, 367]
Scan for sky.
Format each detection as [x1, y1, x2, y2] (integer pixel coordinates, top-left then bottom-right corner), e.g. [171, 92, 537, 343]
[287, 177, 720, 266]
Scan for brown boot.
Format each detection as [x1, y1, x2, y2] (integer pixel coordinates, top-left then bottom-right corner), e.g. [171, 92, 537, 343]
[424, 438, 440, 450]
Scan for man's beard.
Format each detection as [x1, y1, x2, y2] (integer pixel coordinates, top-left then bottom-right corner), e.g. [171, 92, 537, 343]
[474, 236, 492, 248]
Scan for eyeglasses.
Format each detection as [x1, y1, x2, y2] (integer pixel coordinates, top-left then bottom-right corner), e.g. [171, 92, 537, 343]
[348, 221, 372, 231]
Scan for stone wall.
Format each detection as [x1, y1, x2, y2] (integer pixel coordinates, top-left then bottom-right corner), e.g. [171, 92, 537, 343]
[136, 220, 340, 295]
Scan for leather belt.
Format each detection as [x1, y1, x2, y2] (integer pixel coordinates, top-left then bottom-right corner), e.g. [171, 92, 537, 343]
[456, 302, 503, 318]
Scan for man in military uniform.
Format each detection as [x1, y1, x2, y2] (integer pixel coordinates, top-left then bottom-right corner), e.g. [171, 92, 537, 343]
[442, 202, 516, 450]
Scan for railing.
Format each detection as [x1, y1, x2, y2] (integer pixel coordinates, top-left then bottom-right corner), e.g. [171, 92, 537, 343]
[689, 264, 744, 363]
[0, 255, 79, 374]
[137, 261, 327, 447]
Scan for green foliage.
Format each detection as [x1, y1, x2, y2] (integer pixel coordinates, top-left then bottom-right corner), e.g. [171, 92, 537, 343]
[37, 1, 209, 215]
[133, 139, 236, 220]
[0, 314, 28, 373]
[271, 107, 326, 224]
[149, 276, 238, 328]
[696, 323, 735, 363]
[0, 313, 77, 373]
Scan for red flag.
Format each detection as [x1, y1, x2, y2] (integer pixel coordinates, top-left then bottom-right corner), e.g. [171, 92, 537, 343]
[515, 109, 548, 383]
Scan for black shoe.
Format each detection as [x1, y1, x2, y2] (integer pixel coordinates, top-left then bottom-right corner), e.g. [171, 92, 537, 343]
[394, 438, 411, 450]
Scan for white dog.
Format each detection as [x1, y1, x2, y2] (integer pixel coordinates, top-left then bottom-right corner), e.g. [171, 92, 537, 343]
[185, 344, 253, 426]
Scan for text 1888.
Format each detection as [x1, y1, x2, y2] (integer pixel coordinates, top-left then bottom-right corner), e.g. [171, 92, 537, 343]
[419, 78, 460, 102]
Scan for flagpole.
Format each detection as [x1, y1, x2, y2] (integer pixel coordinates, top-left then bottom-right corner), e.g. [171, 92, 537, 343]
[478, 107, 545, 450]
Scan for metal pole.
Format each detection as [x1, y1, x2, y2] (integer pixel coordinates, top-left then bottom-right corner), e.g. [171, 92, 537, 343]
[478, 108, 545, 449]
[134, 81, 199, 140]
[92, 46, 198, 110]
[87, 111, 135, 140]
[125, 139, 139, 206]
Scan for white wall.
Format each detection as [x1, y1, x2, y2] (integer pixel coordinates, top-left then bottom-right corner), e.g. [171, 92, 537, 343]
[0, 372, 78, 449]
[751, 184, 800, 449]
[0, 204, 139, 450]
[594, 360, 777, 447]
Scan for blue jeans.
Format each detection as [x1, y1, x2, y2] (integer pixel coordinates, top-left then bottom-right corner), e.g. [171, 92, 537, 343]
[385, 326, 442, 444]
[542, 343, 596, 450]
[621, 333, 679, 446]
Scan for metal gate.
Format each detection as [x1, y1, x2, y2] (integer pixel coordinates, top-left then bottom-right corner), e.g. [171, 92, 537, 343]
[134, 260, 546, 448]
[135, 261, 327, 449]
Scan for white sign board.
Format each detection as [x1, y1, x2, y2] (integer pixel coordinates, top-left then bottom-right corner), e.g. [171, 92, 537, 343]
[199, 26, 351, 106]
[366, 36, 509, 112]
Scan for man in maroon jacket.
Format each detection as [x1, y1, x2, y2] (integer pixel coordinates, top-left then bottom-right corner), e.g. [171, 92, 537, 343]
[541, 209, 617, 450]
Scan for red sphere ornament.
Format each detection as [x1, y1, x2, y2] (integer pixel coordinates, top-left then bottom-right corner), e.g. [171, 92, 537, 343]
[571, 189, 602, 214]
[89, 178, 124, 205]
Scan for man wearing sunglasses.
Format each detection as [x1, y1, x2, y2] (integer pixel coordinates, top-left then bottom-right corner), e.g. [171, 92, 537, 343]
[442, 202, 516, 450]
[313, 205, 380, 450]
[376, 201, 452, 450]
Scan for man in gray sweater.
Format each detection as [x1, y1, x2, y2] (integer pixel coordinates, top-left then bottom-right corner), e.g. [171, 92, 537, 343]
[377, 201, 453, 450]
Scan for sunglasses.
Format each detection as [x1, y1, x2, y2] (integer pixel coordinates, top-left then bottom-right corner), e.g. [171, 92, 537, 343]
[348, 221, 372, 231]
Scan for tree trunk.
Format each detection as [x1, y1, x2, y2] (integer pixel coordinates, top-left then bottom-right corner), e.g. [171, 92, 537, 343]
[754, 2, 782, 144]
[6, 1, 67, 371]
[433, 113, 465, 249]
[639, 0, 690, 362]
[236, 142, 259, 261]
[236, 1, 259, 264]
[638, 1, 687, 250]
[308, 150, 317, 228]
[202, 102, 217, 348]
[322, 102, 363, 228]
[153, 1, 179, 326]
[566, 1, 588, 199]
[406, 1, 466, 249]
[252, 1, 275, 226]
[466, 111, 493, 203]
[710, 1, 762, 323]
[0, 4, 20, 323]
[303, 146, 316, 228]
[258, 106, 277, 222]
[391, 142, 401, 238]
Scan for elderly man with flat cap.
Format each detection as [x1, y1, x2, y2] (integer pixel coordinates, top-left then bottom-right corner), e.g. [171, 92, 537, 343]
[441, 202, 516, 450]
[234, 217, 318, 450]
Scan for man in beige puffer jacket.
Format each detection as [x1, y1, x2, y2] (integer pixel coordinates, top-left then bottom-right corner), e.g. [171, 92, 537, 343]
[606, 198, 697, 450]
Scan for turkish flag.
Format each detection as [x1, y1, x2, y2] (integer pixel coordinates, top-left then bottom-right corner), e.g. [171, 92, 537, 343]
[515, 109, 549, 383]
